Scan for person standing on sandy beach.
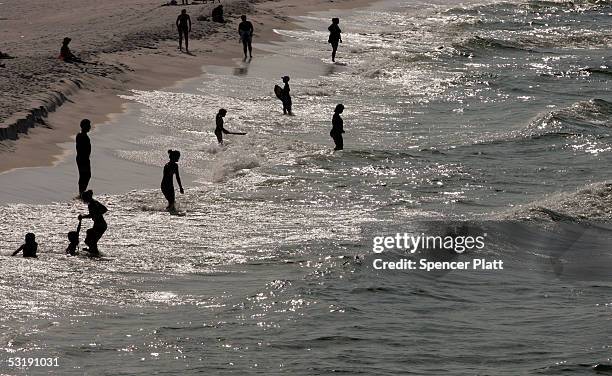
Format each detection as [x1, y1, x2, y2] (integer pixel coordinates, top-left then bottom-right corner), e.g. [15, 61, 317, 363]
[238, 15, 254, 59]
[328, 18, 342, 62]
[161, 149, 184, 213]
[79, 190, 108, 256]
[176, 9, 192, 53]
[330, 104, 345, 151]
[76, 119, 92, 197]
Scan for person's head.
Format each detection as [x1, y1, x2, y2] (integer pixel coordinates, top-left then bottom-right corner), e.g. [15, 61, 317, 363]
[168, 149, 181, 162]
[335, 103, 345, 114]
[218, 108, 227, 117]
[332, 17, 339, 24]
[68, 231, 79, 244]
[81, 190, 93, 203]
[63, 37, 71, 45]
[80, 119, 91, 133]
[25, 233, 35, 243]
[241, 15, 247, 21]
[181, 9, 187, 14]
[282, 76, 290, 83]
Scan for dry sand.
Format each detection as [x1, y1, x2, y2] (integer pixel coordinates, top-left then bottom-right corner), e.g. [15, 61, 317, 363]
[0, 0, 371, 173]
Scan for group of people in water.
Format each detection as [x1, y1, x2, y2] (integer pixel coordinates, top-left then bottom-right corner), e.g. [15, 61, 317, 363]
[11, 11, 347, 259]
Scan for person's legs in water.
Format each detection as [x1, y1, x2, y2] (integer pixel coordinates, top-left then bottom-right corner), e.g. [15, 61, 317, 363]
[333, 134, 343, 151]
[282, 98, 292, 115]
[215, 130, 223, 145]
[84, 229, 99, 255]
[331, 41, 339, 62]
[247, 39, 253, 58]
[77, 158, 91, 196]
[162, 186, 176, 211]
[242, 39, 248, 59]
[90, 223, 107, 255]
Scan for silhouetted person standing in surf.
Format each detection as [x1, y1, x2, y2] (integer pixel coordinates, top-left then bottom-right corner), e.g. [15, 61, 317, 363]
[78, 190, 108, 256]
[280, 76, 292, 115]
[238, 15, 254, 59]
[330, 104, 345, 151]
[215, 109, 246, 145]
[176, 9, 192, 52]
[328, 18, 342, 62]
[161, 149, 184, 213]
[76, 119, 92, 197]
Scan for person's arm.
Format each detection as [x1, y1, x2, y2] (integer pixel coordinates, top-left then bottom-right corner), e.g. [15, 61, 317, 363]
[12, 245, 24, 256]
[249, 23, 254, 36]
[176, 16, 180, 29]
[175, 166, 184, 194]
[76, 219, 82, 235]
[188, 15, 192, 32]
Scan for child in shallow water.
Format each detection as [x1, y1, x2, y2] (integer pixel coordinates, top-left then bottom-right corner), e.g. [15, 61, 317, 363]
[65, 219, 82, 256]
[12, 233, 38, 258]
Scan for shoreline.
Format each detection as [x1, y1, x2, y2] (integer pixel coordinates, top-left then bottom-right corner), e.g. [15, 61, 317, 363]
[0, 0, 373, 174]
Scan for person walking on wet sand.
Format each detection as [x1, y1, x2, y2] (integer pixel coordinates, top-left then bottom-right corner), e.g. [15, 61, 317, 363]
[330, 104, 345, 151]
[328, 18, 342, 62]
[176, 9, 192, 52]
[161, 149, 184, 213]
[238, 15, 254, 59]
[76, 119, 92, 198]
[78, 190, 108, 256]
[215, 109, 246, 145]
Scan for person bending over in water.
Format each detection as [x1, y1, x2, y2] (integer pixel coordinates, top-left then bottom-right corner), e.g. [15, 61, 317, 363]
[76, 119, 92, 197]
[176, 9, 192, 52]
[280, 76, 292, 115]
[78, 190, 108, 256]
[161, 149, 185, 212]
[65, 218, 82, 256]
[238, 15, 254, 59]
[215, 109, 246, 145]
[330, 104, 345, 151]
[328, 18, 342, 62]
[12, 233, 38, 258]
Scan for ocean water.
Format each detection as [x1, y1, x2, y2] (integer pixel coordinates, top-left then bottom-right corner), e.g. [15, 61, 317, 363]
[1, 0, 612, 374]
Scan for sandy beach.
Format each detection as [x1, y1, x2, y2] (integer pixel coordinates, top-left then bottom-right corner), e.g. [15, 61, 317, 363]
[0, 0, 370, 173]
